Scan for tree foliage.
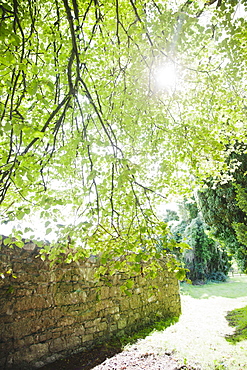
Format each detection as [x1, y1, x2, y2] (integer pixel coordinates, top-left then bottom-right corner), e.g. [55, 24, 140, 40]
[163, 209, 179, 223]
[169, 201, 230, 282]
[234, 185, 247, 250]
[183, 216, 230, 282]
[199, 145, 247, 271]
[1, 0, 247, 268]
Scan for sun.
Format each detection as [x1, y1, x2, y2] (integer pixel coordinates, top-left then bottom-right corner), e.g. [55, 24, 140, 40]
[154, 64, 177, 90]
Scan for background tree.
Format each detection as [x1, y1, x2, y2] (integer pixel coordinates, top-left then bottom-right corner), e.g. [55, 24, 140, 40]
[183, 216, 230, 282]
[233, 185, 247, 273]
[169, 200, 231, 282]
[199, 144, 247, 272]
[163, 209, 179, 223]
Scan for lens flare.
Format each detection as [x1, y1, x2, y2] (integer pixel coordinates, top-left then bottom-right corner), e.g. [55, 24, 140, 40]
[155, 64, 177, 89]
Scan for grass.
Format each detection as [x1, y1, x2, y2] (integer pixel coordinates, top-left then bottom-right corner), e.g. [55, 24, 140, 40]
[109, 316, 179, 348]
[180, 275, 247, 299]
[225, 305, 247, 343]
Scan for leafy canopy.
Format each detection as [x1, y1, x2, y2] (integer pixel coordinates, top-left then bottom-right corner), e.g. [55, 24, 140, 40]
[0, 0, 247, 267]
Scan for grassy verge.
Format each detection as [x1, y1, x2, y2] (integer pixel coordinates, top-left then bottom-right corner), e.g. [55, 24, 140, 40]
[180, 275, 247, 299]
[109, 316, 179, 348]
[226, 305, 247, 343]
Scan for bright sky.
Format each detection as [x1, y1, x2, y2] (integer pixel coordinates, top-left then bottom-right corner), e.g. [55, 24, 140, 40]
[154, 63, 178, 90]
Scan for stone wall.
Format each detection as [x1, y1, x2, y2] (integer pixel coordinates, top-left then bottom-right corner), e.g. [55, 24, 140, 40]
[0, 239, 181, 369]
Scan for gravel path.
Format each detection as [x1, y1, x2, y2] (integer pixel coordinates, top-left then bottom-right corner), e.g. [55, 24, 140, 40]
[93, 294, 247, 370]
[138, 295, 247, 369]
[92, 349, 197, 370]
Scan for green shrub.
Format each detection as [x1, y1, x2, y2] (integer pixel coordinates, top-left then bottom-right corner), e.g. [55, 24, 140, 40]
[206, 271, 228, 282]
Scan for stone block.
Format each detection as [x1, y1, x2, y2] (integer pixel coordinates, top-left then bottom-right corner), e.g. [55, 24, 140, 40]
[36, 332, 53, 343]
[109, 323, 118, 332]
[74, 290, 88, 302]
[147, 295, 157, 303]
[81, 325, 95, 335]
[51, 328, 62, 339]
[120, 298, 130, 310]
[84, 317, 101, 328]
[81, 333, 94, 343]
[73, 325, 85, 336]
[49, 269, 64, 282]
[117, 317, 127, 329]
[80, 267, 95, 282]
[100, 286, 110, 299]
[130, 296, 141, 309]
[13, 342, 49, 363]
[58, 316, 76, 327]
[41, 316, 55, 329]
[49, 337, 67, 352]
[50, 306, 63, 319]
[3, 318, 40, 339]
[36, 284, 49, 295]
[105, 305, 119, 315]
[96, 321, 108, 332]
[108, 286, 119, 297]
[14, 295, 49, 311]
[65, 334, 82, 350]
[95, 300, 105, 312]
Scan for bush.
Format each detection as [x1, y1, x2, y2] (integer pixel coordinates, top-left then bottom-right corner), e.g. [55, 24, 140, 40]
[206, 271, 228, 282]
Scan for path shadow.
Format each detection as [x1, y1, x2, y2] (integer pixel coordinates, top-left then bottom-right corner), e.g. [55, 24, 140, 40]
[39, 318, 178, 370]
[39, 344, 122, 370]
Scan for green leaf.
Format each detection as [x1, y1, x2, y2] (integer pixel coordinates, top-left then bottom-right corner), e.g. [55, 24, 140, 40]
[15, 240, 24, 248]
[3, 238, 12, 246]
[175, 268, 186, 281]
[125, 279, 134, 289]
[31, 64, 38, 74]
[32, 131, 45, 139]
[27, 80, 39, 96]
[46, 228, 52, 235]
[10, 34, 21, 46]
[135, 254, 142, 262]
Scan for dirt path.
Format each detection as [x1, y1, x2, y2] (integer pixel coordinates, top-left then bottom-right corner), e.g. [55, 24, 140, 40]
[92, 350, 196, 370]
[128, 295, 247, 369]
[92, 295, 247, 370]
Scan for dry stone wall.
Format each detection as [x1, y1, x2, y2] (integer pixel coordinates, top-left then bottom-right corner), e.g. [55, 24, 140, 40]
[0, 239, 181, 369]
